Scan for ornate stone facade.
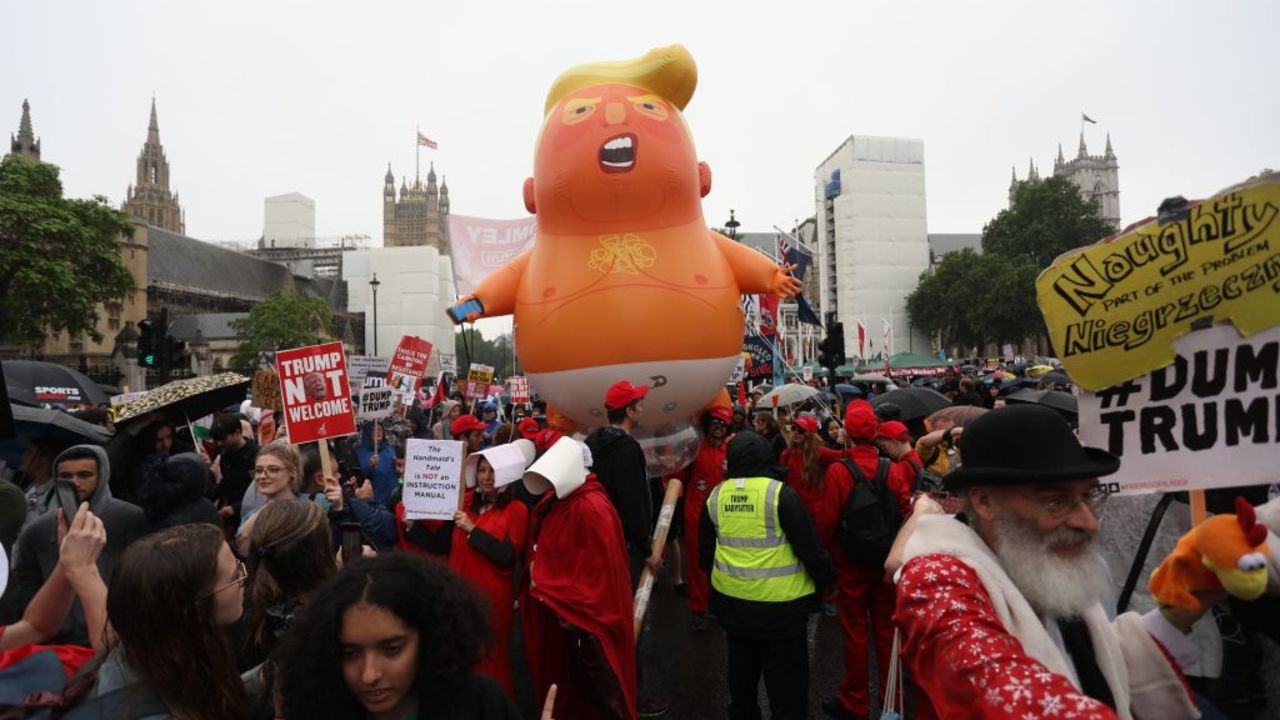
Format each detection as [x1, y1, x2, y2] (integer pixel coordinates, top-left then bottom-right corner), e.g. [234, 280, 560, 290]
[383, 162, 449, 251]
[9, 99, 40, 161]
[122, 99, 185, 234]
[1010, 132, 1120, 229]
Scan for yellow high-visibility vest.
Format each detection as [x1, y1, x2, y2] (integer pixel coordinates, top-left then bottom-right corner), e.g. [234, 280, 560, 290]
[707, 476, 815, 602]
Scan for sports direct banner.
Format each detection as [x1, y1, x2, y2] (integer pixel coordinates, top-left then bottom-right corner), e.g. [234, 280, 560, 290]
[1078, 323, 1279, 495]
[446, 214, 538, 296]
[275, 341, 357, 444]
[1036, 172, 1280, 391]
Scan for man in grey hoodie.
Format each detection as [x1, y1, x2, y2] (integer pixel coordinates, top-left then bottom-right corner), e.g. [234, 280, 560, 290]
[8, 444, 145, 644]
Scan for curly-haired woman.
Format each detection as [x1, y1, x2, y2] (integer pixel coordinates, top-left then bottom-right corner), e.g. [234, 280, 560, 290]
[277, 552, 521, 720]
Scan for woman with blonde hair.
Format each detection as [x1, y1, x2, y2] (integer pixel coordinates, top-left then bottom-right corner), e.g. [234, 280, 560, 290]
[236, 440, 302, 555]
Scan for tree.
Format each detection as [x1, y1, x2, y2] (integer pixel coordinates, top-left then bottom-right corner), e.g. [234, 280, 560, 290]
[983, 175, 1114, 269]
[456, 329, 516, 379]
[229, 290, 333, 370]
[0, 155, 135, 346]
[906, 249, 1041, 355]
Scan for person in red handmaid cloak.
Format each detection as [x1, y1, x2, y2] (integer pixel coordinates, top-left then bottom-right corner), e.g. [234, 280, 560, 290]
[521, 436, 637, 720]
[669, 405, 732, 630]
[892, 405, 1205, 720]
[450, 439, 537, 697]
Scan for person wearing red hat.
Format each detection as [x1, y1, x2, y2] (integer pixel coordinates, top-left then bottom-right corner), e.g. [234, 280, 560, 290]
[822, 400, 915, 720]
[875, 420, 923, 491]
[518, 417, 542, 441]
[451, 414, 490, 455]
[668, 405, 733, 629]
[780, 415, 846, 553]
[584, 381, 655, 588]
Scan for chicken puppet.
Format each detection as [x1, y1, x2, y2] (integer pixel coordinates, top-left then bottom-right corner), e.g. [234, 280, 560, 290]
[1149, 496, 1270, 612]
[447, 45, 800, 433]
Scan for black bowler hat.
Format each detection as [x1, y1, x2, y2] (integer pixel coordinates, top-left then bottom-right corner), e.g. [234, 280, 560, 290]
[943, 404, 1120, 490]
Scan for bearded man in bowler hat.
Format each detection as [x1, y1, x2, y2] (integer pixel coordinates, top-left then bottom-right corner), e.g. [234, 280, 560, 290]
[893, 404, 1209, 719]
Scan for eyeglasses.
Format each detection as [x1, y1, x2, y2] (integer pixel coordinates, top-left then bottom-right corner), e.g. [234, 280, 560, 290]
[1025, 485, 1111, 519]
[201, 559, 247, 600]
[254, 465, 286, 477]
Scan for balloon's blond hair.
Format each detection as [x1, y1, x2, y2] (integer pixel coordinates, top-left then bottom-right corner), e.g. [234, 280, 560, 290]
[544, 44, 697, 116]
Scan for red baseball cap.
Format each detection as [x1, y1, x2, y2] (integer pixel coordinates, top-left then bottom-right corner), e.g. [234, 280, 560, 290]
[534, 428, 566, 455]
[450, 414, 488, 436]
[605, 380, 649, 410]
[876, 420, 910, 442]
[517, 417, 541, 440]
[844, 400, 879, 441]
[706, 406, 734, 425]
[792, 415, 819, 434]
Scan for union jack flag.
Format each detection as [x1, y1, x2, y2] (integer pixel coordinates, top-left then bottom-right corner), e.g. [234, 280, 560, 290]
[777, 233, 790, 261]
[417, 132, 438, 149]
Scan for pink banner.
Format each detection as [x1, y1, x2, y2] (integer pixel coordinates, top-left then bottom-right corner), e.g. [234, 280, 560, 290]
[446, 214, 538, 296]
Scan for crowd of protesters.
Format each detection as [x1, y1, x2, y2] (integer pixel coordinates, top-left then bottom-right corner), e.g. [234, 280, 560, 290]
[0, 359, 1277, 720]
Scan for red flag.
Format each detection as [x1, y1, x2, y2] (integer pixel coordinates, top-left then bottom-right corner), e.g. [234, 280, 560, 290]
[759, 294, 779, 336]
[737, 381, 747, 407]
[856, 321, 867, 358]
[417, 132, 438, 149]
[428, 370, 448, 408]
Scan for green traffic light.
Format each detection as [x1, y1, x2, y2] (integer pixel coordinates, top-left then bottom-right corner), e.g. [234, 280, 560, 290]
[143, 353, 156, 366]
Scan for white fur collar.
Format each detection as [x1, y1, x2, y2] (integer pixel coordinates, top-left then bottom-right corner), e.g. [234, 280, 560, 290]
[902, 515, 1135, 719]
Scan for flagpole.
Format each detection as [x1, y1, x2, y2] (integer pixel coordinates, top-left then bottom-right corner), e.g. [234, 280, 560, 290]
[415, 125, 420, 181]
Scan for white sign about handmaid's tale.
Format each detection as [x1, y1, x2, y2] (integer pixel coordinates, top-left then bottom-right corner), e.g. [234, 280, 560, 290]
[1078, 323, 1280, 496]
[402, 439, 464, 521]
[355, 387, 396, 421]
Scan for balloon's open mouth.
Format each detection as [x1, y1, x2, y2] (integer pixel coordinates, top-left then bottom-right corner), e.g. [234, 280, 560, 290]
[599, 133, 636, 173]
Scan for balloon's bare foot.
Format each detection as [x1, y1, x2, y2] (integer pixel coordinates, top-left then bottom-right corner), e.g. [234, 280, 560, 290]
[546, 406, 579, 435]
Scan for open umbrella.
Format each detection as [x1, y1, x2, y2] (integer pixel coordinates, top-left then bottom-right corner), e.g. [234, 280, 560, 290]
[925, 405, 988, 431]
[759, 384, 820, 408]
[1041, 370, 1073, 386]
[1005, 388, 1078, 421]
[1026, 365, 1055, 379]
[113, 373, 252, 427]
[849, 373, 892, 385]
[998, 377, 1040, 396]
[11, 404, 113, 445]
[869, 386, 950, 421]
[833, 383, 864, 397]
[2, 360, 108, 407]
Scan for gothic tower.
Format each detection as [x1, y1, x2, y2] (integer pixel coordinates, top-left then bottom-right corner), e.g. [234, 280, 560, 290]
[122, 99, 185, 234]
[383, 163, 397, 246]
[1009, 132, 1121, 229]
[9, 99, 41, 161]
[382, 160, 450, 252]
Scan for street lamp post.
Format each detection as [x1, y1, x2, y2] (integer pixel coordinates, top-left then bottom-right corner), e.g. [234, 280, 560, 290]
[369, 274, 381, 355]
[725, 209, 740, 240]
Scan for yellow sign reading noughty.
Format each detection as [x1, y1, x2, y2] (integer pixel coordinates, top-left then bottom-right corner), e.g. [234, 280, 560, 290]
[1036, 172, 1280, 391]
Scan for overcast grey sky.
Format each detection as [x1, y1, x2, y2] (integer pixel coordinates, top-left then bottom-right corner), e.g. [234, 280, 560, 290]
[5, 0, 1277, 246]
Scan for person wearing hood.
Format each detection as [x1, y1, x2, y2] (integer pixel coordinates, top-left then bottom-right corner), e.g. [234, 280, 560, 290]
[8, 444, 145, 645]
[432, 399, 463, 440]
[478, 399, 502, 441]
[522, 436, 637, 720]
[449, 440, 536, 696]
[670, 406, 734, 630]
[698, 430, 834, 720]
[821, 401, 916, 720]
[356, 420, 399, 506]
[137, 452, 222, 533]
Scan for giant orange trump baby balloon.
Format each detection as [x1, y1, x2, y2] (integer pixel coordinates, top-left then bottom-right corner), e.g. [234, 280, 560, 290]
[448, 45, 799, 464]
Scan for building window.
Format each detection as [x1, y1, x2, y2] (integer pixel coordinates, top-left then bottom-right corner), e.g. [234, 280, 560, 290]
[108, 318, 121, 330]
[149, 165, 158, 183]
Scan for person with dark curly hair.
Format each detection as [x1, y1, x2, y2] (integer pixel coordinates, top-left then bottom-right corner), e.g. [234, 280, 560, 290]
[277, 552, 521, 720]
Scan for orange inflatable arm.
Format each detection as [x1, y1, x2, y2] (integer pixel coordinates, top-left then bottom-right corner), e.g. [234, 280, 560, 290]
[467, 249, 533, 318]
[712, 231, 801, 298]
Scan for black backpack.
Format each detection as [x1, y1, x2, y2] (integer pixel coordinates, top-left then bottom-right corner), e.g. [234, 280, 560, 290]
[906, 457, 946, 495]
[836, 457, 902, 568]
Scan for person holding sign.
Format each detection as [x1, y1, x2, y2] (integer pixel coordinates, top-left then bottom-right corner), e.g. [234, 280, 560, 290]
[278, 553, 523, 720]
[892, 405, 1203, 719]
[522, 436, 637, 720]
[449, 441, 537, 696]
[357, 421, 399, 506]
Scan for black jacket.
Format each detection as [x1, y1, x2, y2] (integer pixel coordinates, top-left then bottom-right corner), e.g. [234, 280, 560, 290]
[138, 452, 222, 533]
[699, 431, 834, 638]
[213, 437, 259, 517]
[584, 426, 652, 555]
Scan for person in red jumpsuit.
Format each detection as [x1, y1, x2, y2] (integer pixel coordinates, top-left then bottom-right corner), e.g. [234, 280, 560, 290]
[821, 401, 915, 720]
[875, 420, 922, 491]
[672, 406, 732, 630]
[449, 442, 535, 696]
[522, 436, 637, 720]
[780, 414, 846, 553]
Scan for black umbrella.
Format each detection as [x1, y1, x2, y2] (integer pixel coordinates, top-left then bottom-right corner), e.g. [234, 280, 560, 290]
[1005, 388, 1078, 421]
[113, 373, 252, 427]
[1041, 370, 1073, 386]
[870, 386, 950, 421]
[2, 360, 108, 407]
[998, 377, 1040, 396]
[11, 404, 113, 445]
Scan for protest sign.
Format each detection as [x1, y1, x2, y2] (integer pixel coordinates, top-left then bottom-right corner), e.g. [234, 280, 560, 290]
[356, 386, 396, 421]
[439, 353, 458, 373]
[742, 335, 774, 381]
[465, 364, 495, 398]
[348, 355, 389, 389]
[275, 341, 357, 444]
[802, 366, 813, 382]
[1036, 173, 1280, 391]
[508, 376, 531, 403]
[728, 354, 746, 384]
[386, 337, 433, 406]
[1078, 323, 1280, 495]
[446, 214, 538, 296]
[402, 439, 464, 520]
[251, 370, 283, 410]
